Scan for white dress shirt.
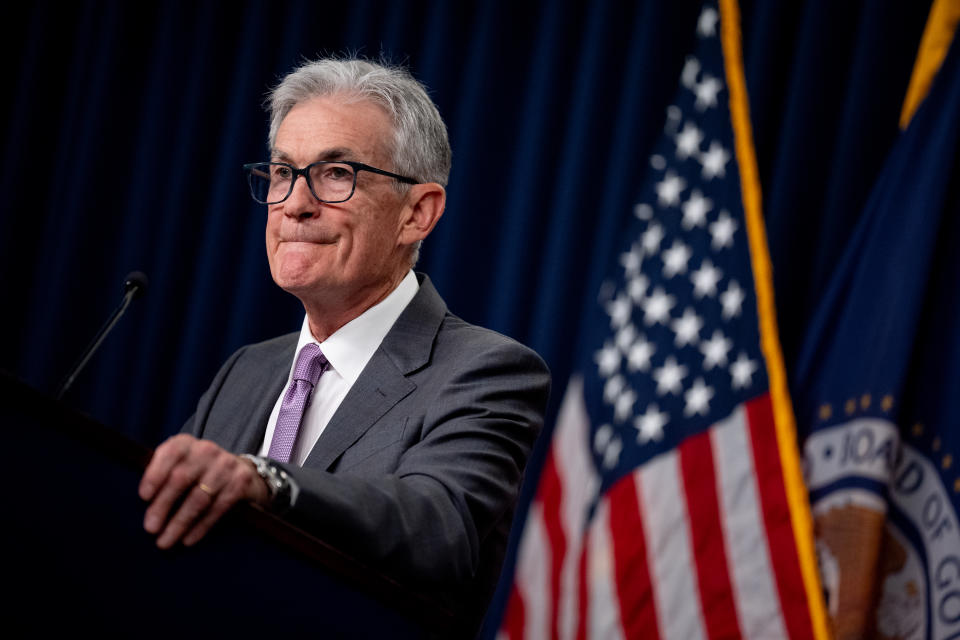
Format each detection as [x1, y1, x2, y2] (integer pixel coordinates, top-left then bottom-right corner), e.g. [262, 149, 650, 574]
[258, 270, 420, 466]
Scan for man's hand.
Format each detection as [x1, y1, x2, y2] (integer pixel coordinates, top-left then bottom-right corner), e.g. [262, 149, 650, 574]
[139, 434, 269, 549]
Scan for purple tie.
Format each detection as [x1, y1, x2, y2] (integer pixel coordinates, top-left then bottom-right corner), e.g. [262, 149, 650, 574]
[268, 343, 329, 463]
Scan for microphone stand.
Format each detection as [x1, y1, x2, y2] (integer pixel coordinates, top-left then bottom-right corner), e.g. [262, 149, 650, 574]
[56, 272, 148, 401]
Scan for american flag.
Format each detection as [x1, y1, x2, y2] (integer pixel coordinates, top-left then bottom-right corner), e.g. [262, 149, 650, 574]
[498, 2, 826, 638]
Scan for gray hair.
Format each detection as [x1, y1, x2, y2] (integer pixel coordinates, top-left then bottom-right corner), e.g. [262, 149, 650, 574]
[266, 58, 450, 266]
[267, 57, 451, 188]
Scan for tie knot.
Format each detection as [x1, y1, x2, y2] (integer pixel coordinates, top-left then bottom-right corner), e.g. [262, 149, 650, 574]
[292, 343, 328, 385]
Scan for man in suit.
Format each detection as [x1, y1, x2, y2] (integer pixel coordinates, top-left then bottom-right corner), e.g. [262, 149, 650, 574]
[139, 57, 550, 623]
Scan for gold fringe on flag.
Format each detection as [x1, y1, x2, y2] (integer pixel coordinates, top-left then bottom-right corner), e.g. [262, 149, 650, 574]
[718, 1, 832, 638]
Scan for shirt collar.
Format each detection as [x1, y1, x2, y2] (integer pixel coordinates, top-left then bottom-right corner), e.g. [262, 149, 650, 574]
[292, 270, 420, 385]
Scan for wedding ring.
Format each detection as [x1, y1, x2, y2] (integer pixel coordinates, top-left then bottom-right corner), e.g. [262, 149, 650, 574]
[198, 483, 215, 496]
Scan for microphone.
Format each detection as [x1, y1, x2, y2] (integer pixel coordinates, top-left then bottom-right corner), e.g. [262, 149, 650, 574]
[56, 271, 149, 400]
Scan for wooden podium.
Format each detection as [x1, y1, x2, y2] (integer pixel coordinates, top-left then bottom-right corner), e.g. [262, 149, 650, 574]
[2, 372, 456, 637]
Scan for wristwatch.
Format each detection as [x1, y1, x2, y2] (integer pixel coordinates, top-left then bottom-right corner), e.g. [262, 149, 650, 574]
[240, 454, 293, 512]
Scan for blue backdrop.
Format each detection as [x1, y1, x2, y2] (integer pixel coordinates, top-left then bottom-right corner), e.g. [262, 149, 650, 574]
[4, 9, 947, 623]
[1, 0, 931, 446]
[1, 0, 943, 630]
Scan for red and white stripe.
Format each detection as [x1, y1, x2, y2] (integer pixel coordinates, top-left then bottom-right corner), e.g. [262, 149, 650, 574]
[502, 384, 815, 639]
[639, 448, 708, 639]
[502, 376, 600, 640]
[711, 405, 787, 638]
[584, 497, 625, 639]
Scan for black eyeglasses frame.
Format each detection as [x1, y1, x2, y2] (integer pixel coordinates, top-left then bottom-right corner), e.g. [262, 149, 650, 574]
[243, 160, 419, 205]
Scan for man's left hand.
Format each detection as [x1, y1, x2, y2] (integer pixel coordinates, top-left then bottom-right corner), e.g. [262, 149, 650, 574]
[139, 434, 269, 548]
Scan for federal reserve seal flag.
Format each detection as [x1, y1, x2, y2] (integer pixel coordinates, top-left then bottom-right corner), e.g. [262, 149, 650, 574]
[794, 6, 960, 638]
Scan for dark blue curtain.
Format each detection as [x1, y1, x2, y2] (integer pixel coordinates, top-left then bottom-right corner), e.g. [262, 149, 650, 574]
[0, 0, 935, 621]
[2, 0, 930, 443]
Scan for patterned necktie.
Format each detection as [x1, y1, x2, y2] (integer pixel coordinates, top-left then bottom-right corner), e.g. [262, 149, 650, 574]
[268, 343, 329, 463]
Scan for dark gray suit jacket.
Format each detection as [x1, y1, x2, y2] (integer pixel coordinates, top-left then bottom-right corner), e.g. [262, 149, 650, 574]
[183, 274, 550, 624]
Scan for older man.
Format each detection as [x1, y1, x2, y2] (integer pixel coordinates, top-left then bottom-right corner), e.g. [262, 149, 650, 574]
[139, 58, 550, 622]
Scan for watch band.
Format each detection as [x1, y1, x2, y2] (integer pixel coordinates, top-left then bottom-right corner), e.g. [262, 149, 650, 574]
[240, 454, 293, 512]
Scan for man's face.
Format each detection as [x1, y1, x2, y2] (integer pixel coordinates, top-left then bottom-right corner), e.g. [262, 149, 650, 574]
[265, 95, 412, 308]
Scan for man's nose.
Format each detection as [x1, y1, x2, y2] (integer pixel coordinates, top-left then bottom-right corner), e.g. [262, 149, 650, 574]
[283, 174, 320, 219]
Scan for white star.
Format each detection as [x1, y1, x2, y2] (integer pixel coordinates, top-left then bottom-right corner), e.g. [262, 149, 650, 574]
[594, 424, 612, 452]
[594, 341, 621, 377]
[720, 280, 745, 320]
[681, 56, 700, 89]
[662, 239, 692, 278]
[699, 141, 730, 179]
[606, 292, 632, 329]
[671, 307, 703, 347]
[681, 189, 713, 229]
[634, 404, 668, 444]
[615, 323, 636, 353]
[709, 210, 738, 250]
[690, 259, 723, 298]
[684, 377, 714, 417]
[730, 352, 759, 389]
[627, 334, 656, 372]
[650, 154, 667, 170]
[700, 329, 732, 370]
[604, 374, 625, 404]
[602, 436, 622, 469]
[655, 171, 686, 207]
[653, 356, 688, 396]
[697, 7, 718, 38]
[694, 75, 723, 111]
[614, 387, 637, 423]
[641, 287, 676, 326]
[620, 243, 643, 277]
[634, 203, 654, 220]
[641, 223, 665, 254]
[675, 122, 703, 160]
[628, 273, 649, 302]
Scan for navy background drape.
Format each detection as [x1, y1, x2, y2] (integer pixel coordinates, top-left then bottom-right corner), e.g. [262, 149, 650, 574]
[0, 0, 935, 622]
[1, 0, 930, 443]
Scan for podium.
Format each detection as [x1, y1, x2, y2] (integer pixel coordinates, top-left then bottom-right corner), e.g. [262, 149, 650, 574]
[2, 372, 456, 637]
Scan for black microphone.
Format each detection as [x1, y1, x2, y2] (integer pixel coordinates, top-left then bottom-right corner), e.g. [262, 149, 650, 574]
[56, 271, 149, 400]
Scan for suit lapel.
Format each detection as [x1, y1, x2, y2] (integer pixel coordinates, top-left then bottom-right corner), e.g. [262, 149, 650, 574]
[204, 333, 296, 454]
[304, 351, 415, 469]
[303, 274, 447, 470]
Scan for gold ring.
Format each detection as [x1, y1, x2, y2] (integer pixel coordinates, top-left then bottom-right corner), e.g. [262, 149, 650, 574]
[198, 483, 215, 496]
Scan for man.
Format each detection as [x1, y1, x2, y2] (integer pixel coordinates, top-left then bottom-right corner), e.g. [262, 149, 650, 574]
[139, 57, 550, 625]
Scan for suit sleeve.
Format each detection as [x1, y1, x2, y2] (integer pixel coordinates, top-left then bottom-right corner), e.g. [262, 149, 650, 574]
[277, 336, 550, 588]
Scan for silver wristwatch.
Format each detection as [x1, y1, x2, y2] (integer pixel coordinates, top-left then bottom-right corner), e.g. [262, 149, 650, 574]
[240, 454, 293, 511]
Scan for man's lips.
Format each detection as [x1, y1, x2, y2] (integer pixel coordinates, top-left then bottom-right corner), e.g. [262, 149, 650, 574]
[277, 236, 338, 245]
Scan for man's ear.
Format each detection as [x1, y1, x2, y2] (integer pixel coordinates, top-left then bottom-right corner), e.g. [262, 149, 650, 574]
[398, 182, 446, 245]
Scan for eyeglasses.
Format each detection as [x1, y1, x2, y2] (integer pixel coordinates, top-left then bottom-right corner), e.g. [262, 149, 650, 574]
[243, 161, 419, 205]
